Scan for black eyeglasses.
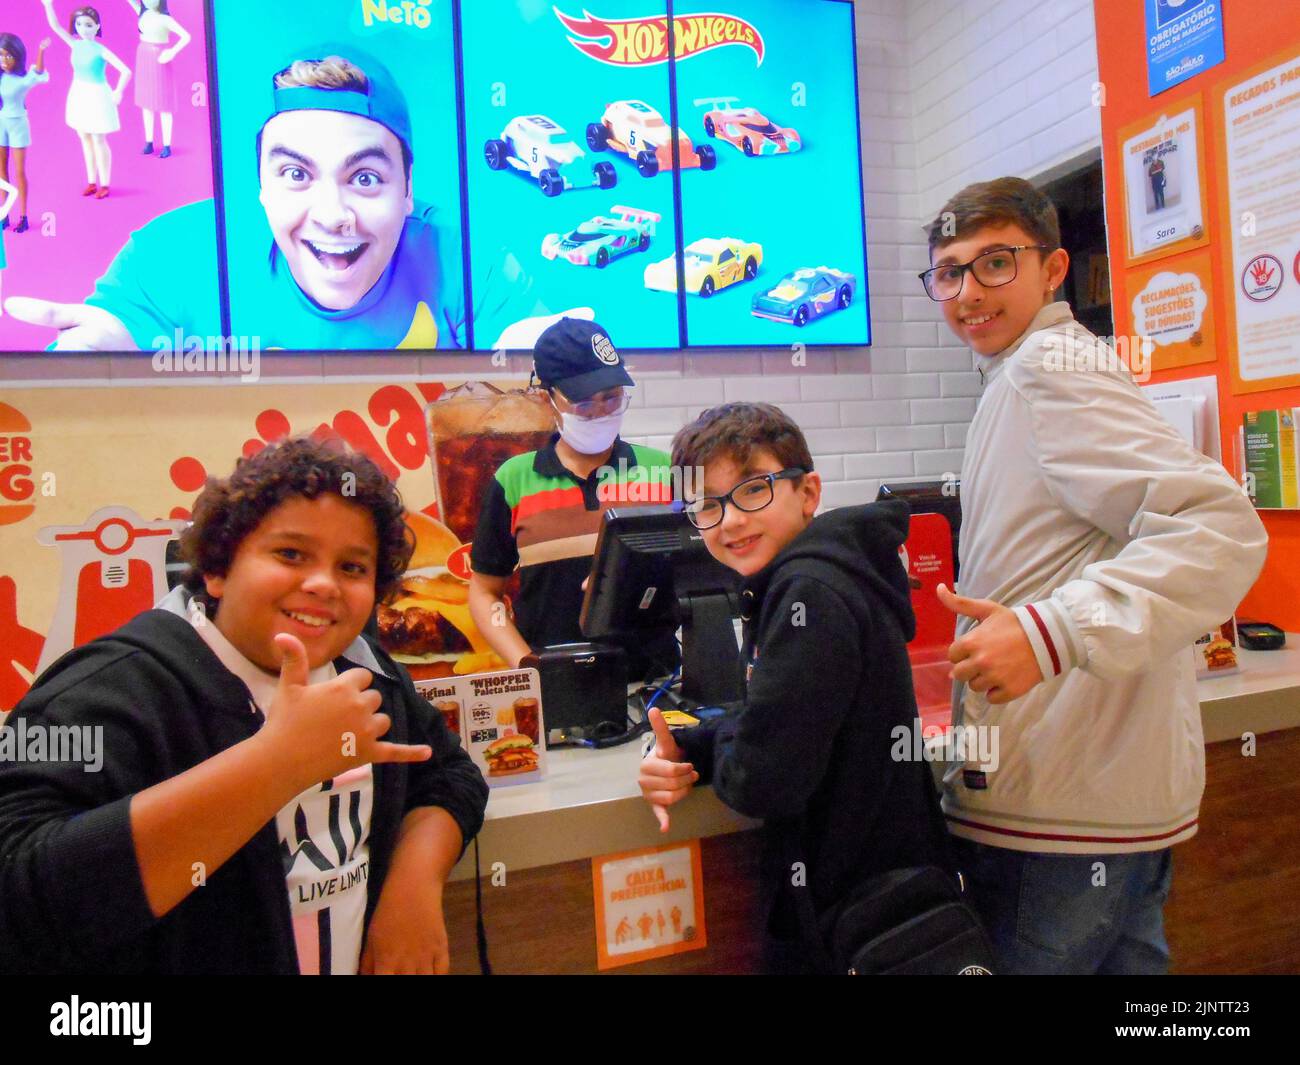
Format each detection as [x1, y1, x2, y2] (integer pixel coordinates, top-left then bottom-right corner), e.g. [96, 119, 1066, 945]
[680, 467, 808, 530]
[918, 245, 1049, 302]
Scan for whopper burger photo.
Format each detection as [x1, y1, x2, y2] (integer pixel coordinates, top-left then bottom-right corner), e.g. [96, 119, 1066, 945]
[482, 733, 540, 777]
[1200, 637, 1237, 672]
[377, 512, 509, 680]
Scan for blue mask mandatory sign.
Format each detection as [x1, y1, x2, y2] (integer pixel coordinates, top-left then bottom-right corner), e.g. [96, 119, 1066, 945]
[1145, 0, 1225, 97]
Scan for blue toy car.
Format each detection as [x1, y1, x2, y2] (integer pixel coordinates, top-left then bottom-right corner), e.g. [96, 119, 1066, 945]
[751, 267, 857, 326]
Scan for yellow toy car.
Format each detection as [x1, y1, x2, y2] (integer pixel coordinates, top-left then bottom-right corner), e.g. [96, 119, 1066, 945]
[643, 237, 762, 298]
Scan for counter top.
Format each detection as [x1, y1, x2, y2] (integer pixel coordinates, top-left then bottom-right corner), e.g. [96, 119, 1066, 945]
[450, 634, 1300, 880]
[449, 740, 758, 881]
[1194, 635, 1300, 742]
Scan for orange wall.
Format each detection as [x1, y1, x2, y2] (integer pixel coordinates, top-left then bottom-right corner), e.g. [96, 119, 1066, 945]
[1094, 3, 1300, 630]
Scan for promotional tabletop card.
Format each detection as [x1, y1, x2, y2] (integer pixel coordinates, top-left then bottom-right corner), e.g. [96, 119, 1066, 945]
[414, 667, 545, 787]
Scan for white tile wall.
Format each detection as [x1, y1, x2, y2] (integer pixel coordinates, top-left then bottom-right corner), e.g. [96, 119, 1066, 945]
[626, 0, 1102, 509]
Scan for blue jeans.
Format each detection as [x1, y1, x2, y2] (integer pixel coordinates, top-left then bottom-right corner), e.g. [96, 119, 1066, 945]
[952, 838, 1174, 975]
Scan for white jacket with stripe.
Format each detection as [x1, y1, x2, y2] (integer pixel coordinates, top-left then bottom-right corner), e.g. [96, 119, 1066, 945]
[943, 302, 1268, 854]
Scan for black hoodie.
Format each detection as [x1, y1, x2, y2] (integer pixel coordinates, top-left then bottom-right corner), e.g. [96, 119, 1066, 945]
[0, 608, 487, 975]
[676, 498, 952, 972]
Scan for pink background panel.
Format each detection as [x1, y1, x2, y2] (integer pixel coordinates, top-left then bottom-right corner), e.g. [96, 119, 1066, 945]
[0, 0, 214, 352]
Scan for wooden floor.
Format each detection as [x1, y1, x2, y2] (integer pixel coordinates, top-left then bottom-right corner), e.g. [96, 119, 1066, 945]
[445, 728, 1300, 974]
[1167, 727, 1300, 974]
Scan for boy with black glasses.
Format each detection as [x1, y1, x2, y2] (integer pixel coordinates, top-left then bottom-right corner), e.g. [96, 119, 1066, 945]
[637, 402, 953, 973]
[919, 176, 1266, 973]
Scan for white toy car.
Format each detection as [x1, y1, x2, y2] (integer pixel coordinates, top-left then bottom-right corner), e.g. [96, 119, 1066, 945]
[485, 114, 617, 196]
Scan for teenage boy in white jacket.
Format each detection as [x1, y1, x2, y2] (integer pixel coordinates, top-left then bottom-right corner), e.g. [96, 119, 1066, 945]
[919, 177, 1267, 974]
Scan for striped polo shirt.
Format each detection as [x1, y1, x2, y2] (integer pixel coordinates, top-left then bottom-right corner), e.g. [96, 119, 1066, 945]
[470, 435, 676, 663]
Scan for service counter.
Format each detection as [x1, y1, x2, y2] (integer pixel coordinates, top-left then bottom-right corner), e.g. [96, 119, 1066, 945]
[1195, 640, 1300, 741]
[442, 637, 1300, 974]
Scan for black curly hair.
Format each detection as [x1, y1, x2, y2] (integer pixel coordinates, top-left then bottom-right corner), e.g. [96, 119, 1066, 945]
[179, 436, 414, 615]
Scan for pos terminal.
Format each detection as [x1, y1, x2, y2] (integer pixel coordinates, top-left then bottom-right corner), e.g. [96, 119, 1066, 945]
[580, 504, 746, 707]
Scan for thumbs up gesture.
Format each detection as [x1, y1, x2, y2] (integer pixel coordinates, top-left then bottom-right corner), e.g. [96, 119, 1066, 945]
[637, 708, 699, 833]
[937, 584, 1044, 705]
[261, 633, 432, 794]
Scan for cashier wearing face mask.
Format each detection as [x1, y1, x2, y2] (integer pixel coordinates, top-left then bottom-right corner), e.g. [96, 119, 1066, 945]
[468, 318, 679, 678]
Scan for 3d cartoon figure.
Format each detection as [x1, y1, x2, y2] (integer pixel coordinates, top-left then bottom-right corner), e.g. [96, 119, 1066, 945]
[4, 45, 541, 351]
[587, 100, 715, 177]
[703, 105, 801, 156]
[0, 176, 15, 313]
[0, 32, 51, 234]
[541, 205, 658, 268]
[124, 0, 191, 159]
[41, 1, 132, 200]
[751, 266, 856, 327]
[484, 114, 615, 196]
[644, 236, 761, 298]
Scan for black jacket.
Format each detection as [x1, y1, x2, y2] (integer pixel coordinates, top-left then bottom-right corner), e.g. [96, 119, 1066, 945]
[676, 500, 953, 972]
[0, 608, 488, 975]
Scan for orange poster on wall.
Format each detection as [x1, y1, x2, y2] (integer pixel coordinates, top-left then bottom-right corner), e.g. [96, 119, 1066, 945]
[1117, 95, 1211, 268]
[1212, 44, 1300, 396]
[1095, 2, 1300, 632]
[0, 380, 533, 711]
[1123, 250, 1217, 373]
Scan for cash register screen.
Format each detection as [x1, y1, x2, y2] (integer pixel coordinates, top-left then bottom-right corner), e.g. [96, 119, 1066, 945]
[579, 505, 745, 706]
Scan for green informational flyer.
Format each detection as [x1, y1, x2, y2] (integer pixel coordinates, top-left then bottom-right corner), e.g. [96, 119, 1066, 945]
[1243, 409, 1298, 509]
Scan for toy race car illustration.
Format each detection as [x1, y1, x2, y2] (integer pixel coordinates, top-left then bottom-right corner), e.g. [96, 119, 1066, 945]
[484, 114, 616, 197]
[703, 106, 802, 156]
[644, 237, 762, 298]
[586, 100, 716, 178]
[541, 205, 661, 268]
[751, 267, 857, 326]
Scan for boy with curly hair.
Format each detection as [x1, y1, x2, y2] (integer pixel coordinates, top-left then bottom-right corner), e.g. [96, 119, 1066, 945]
[0, 437, 487, 975]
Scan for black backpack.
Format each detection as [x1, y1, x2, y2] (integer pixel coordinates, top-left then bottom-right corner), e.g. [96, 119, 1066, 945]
[818, 864, 995, 975]
[790, 764, 997, 975]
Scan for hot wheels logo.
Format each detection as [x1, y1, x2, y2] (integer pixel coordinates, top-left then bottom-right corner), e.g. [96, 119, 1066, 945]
[554, 7, 764, 67]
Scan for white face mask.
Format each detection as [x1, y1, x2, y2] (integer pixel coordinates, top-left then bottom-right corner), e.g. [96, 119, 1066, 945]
[558, 411, 623, 455]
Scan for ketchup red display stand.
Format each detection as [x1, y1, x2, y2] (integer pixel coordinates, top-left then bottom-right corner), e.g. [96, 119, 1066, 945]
[900, 511, 957, 738]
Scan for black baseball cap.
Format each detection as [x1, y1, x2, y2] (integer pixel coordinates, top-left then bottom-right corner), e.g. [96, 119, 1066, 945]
[532, 318, 634, 401]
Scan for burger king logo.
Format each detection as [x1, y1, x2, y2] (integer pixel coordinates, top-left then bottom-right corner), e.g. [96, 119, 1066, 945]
[0, 402, 36, 527]
[592, 333, 620, 365]
[555, 8, 764, 67]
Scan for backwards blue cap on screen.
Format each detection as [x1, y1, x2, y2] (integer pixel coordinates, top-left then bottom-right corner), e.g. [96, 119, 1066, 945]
[268, 45, 414, 159]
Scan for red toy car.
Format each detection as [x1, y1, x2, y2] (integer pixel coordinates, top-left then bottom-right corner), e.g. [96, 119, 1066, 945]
[703, 106, 801, 156]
